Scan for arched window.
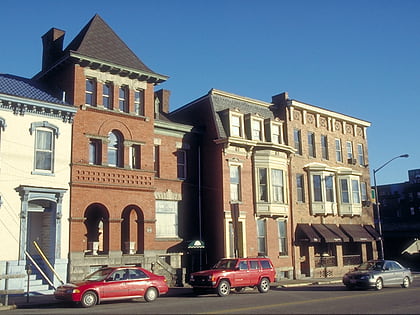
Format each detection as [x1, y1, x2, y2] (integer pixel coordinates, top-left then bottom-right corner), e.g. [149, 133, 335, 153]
[107, 130, 123, 167]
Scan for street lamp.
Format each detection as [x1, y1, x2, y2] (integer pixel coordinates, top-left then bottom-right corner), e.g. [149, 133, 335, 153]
[373, 154, 409, 259]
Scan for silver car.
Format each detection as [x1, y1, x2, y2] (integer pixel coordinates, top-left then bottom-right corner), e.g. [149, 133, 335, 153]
[342, 260, 413, 290]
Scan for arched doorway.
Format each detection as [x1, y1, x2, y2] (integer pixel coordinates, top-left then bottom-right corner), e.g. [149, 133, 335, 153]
[121, 206, 144, 254]
[84, 204, 110, 255]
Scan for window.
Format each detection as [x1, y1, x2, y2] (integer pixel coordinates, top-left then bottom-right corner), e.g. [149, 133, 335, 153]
[294, 129, 302, 155]
[296, 174, 305, 202]
[177, 150, 187, 179]
[35, 129, 54, 171]
[119, 86, 128, 112]
[346, 141, 353, 161]
[156, 200, 178, 238]
[153, 145, 160, 177]
[258, 168, 268, 202]
[107, 131, 123, 167]
[134, 89, 145, 116]
[89, 139, 102, 165]
[357, 144, 365, 166]
[85, 78, 96, 105]
[251, 119, 263, 141]
[352, 179, 360, 203]
[335, 139, 342, 162]
[230, 165, 241, 201]
[271, 123, 282, 144]
[231, 114, 243, 137]
[313, 175, 323, 202]
[325, 175, 335, 202]
[102, 83, 113, 109]
[340, 179, 349, 203]
[278, 220, 287, 256]
[308, 132, 315, 157]
[257, 219, 266, 255]
[321, 135, 328, 160]
[130, 145, 141, 169]
[361, 182, 368, 203]
[272, 169, 284, 203]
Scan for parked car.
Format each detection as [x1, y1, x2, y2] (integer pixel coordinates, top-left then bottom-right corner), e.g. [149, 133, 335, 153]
[342, 259, 413, 290]
[189, 257, 276, 297]
[54, 266, 168, 308]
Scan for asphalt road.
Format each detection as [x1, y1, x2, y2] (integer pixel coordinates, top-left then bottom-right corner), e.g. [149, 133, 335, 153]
[3, 282, 420, 314]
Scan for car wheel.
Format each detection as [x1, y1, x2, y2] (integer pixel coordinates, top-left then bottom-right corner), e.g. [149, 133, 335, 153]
[80, 291, 97, 308]
[374, 278, 383, 290]
[234, 287, 245, 293]
[217, 280, 231, 297]
[401, 276, 410, 288]
[144, 287, 158, 302]
[257, 277, 270, 293]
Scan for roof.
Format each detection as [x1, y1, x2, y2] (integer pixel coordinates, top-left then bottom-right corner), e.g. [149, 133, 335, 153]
[0, 74, 67, 105]
[340, 224, 374, 242]
[66, 15, 151, 73]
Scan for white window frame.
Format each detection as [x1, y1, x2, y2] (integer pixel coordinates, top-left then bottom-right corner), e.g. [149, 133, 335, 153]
[230, 164, 241, 202]
[257, 218, 267, 255]
[85, 78, 96, 105]
[357, 143, 365, 166]
[155, 200, 179, 238]
[134, 89, 145, 116]
[271, 122, 282, 144]
[277, 220, 288, 256]
[337, 175, 362, 216]
[346, 141, 353, 162]
[230, 113, 244, 137]
[102, 82, 112, 109]
[34, 128, 54, 172]
[119, 86, 128, 112]
[309, 171, 337, 216]
[335, 139, 342, 162]
[251, 118, 264, 141]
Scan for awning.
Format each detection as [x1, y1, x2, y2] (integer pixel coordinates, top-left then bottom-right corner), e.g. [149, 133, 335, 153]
[364, 225, 382, 241]
[340, 224, 374, 242]
[188, 240, 205, 249]
[324, 224, 350, 242]
[312, 224, 343, 243]
[296, 224, 321, 243]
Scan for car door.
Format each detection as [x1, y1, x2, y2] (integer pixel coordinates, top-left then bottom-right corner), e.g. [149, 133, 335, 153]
[382, 261, 396, 285]
[389, 261, 404, 285]
[101, 269, 129, 299]
[248, 260, 262, 286]
[233, 260, 251, 287]
[126, 268, 149, 297]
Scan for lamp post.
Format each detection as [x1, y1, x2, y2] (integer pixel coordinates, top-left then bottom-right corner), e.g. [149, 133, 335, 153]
[373, 154, 409, 259]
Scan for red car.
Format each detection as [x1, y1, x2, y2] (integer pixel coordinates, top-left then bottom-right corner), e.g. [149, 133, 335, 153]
[189, 257, 276, 297]
[54, 266, 169, 308]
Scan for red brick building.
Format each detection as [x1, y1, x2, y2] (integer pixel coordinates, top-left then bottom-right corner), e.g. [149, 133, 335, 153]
[171, 89, 379, 279]
[34, 15, 198, 284]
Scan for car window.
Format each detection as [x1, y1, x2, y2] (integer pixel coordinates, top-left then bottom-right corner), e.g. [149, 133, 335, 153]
[214, 259, 238, 270]
[110, 270, 127, 281]
[249, 261, 260, 270]
[129, 269, 148, 279]
[239, 261, 248, 270]
[84, 268, 113, 281]
[389, 262, 402, 271]
[384, 262, 392, 271]
[260, 260, 272, 269]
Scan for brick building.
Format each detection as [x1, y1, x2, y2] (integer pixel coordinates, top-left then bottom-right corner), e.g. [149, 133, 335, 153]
[33, 15, 198, 284]
[171, 89, 380, 279]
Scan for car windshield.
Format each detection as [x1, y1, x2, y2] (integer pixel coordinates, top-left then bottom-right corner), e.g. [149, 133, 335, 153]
[213, 259, 238, 270]
[357, 261, 384, 271]
[83, 268, 114, 281]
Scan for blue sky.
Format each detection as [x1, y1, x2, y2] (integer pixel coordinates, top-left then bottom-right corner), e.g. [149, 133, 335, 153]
[1, 0, 418, 185]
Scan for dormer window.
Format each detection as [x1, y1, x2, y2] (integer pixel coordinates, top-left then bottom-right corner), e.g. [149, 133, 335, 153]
[251, 118, 264, 141]
[230, 113, 243, 137]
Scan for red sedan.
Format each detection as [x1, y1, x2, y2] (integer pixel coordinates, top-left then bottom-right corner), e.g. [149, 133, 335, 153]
[54, 266, 169, 308]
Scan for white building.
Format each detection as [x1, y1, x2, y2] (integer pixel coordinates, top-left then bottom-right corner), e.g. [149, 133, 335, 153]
[0, 74, 76, 291]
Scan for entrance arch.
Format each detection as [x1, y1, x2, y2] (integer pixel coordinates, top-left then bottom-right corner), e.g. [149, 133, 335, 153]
[84, 203, 110, 254]
[121, 205, 144, 254]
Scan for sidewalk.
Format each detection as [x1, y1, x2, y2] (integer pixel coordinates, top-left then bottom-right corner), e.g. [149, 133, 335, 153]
[0, 277, 344, 311]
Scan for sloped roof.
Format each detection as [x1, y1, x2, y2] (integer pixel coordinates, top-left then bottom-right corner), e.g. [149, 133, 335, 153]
[65, 14, 156, 74]
[0, 74, 67, 105]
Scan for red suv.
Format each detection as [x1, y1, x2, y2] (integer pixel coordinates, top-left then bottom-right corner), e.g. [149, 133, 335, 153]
[189, 257, 276, 297]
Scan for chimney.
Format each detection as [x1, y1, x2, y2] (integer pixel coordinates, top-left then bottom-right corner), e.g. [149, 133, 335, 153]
[155, 89, 171, 114]
[41, 28, 65, 71]
[271, 92, 289, 107]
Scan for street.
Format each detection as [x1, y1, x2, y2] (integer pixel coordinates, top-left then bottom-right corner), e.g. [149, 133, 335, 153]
[3, 282, 420, 314]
